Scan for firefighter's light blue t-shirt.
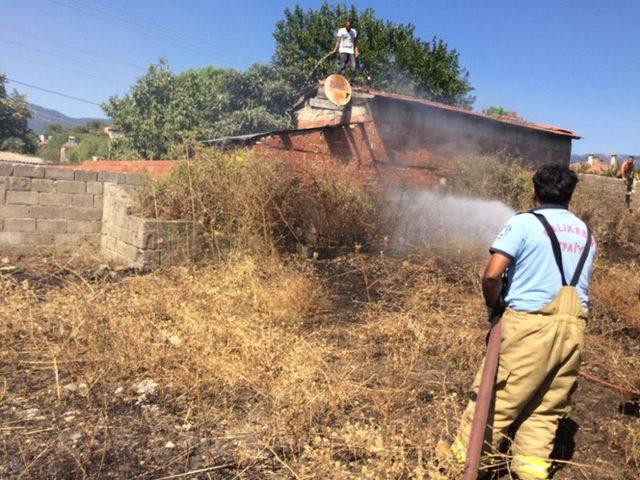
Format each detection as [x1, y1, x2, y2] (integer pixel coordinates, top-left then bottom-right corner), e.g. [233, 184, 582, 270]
[490, 206, 596, 312]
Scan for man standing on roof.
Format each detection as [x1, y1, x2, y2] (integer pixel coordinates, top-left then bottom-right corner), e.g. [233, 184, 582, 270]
[330, 20, 358, 82]
[618, 156, 636, 208]
[443, 165, 596, 480]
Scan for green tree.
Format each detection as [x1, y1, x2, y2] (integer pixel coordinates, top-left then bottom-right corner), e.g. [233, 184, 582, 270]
[44, 123, 64, 135]
[483, 106, 509, 116]
[86, 119, 106, 131]
[272, 3, 475, 107]
[0, 73, 37, 153]
[103, 60, 295, 159]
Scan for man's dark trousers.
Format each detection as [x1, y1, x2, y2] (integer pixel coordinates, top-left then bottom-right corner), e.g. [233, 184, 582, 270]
[340, 52, 356, 82]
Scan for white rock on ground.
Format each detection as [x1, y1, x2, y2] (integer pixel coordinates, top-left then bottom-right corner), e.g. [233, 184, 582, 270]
[134, 379, 158, 396]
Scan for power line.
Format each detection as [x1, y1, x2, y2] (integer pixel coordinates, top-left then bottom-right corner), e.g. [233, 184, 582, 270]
[49, 0, 251, 67]
[0, 23, 146, 72]
[78, 0, 255, 64]
[5, 78, 103, 106]
[0, 49, 131, 87]
[1, 37, 136, 79]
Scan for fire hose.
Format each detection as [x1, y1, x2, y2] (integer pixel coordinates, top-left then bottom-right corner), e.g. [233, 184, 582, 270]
[578, 371, 640, 397]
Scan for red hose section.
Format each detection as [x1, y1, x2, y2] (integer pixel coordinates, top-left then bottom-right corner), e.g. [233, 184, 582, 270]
[578, 371, 640, 397]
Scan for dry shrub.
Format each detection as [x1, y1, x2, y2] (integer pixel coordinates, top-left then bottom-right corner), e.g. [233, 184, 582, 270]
[589, 261, 640, 332]
[445, 154, 533, 211]
[583, 258, 640, 473]
[137, 148, 386, 253]
[2, 249, 639, 478]
[1, 254, 349, 476]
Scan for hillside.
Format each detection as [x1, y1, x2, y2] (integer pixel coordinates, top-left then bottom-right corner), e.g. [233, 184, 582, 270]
[27, 103, 108, 133]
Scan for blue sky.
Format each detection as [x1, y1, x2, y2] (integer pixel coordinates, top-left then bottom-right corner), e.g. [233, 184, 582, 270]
[1, 0, 638, 154]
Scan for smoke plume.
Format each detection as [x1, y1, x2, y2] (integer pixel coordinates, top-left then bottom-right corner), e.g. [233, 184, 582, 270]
[387, 188, 515, 250]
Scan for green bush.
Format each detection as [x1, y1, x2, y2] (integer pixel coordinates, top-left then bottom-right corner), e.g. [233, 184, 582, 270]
[37, 132, 108, 163]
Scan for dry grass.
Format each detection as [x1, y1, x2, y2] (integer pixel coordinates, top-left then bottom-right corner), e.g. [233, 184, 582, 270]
[1, 248, 638, 479]
[136, 149, 386, 254]
[1, 155, 638, 479]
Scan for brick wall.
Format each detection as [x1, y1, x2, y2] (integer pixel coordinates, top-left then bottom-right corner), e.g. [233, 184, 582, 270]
[369, 97, 572, 170]
[1, 162, 198, 268]
[251, 92, 574, 190]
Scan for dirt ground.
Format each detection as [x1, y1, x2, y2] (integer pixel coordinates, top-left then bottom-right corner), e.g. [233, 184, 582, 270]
[0, 248, 638, 479]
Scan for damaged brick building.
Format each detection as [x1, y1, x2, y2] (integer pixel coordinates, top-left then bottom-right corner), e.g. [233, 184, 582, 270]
[206, 82, 579, 186]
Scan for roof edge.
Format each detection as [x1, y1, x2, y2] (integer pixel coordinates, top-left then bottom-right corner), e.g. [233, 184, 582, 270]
[315, 81, 580, 139]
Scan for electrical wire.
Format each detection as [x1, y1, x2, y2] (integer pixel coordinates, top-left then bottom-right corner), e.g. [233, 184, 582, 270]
[0, 49, 131, 87]
[0, 23, 145, 71]
[77, 0, 255, 64]
[5, 78, 103, 106]
[49, 0, 250, 67]
[0, 37, 135, 79]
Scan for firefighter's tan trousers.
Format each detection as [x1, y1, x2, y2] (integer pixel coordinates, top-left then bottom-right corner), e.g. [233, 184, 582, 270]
[453, 286, 586, 480]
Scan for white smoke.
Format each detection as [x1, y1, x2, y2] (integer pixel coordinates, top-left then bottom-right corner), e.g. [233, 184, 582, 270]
[387, 188, 516, 249]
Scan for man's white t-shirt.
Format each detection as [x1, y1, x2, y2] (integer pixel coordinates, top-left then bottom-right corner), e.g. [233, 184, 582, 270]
[336, 27, 357, 54]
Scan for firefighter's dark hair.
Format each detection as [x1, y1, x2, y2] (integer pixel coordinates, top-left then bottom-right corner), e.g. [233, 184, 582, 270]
[533, 164, 578, 206]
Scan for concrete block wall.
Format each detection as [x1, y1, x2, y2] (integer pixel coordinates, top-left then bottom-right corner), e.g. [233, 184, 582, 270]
[0, 163, 105, 252]
[101, 183, 204, 269]
[1, 162, 199, 268]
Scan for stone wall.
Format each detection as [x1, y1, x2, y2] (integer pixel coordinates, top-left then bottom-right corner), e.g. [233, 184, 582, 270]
[0, 162, 198, 268]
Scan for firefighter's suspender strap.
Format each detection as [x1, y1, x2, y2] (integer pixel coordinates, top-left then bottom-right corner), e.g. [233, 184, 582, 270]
[530, 212, 592, 287]
[531, 212, 567, 286]
[570, 227, 592, 286]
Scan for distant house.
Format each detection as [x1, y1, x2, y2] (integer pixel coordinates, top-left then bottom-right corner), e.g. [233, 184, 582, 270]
[59, 136, 79, 164]
[103, 126, 125, 140]
[37, 134, 52, 145]
[570, 154, 614, 175]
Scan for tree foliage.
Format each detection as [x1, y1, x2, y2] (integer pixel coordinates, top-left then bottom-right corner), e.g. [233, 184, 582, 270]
[272, 3, 475, 107]
[0, 73, 37, 154]
[37, 131, 109, 164]
[103, 60, 296, 159]
[483, 106, 509, 116]
[104, 4, 475, 159]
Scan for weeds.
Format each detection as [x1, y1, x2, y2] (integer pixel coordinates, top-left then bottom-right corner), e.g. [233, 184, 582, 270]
[137, 148, 386, 254]
[1, 152, 639, 479]
[445, 153, 533, 211]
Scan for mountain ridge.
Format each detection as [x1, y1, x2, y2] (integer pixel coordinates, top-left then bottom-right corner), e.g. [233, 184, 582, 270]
[27, 103, 108, 133]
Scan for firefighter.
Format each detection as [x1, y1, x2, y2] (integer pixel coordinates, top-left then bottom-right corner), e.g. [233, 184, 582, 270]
[618, 156, 636, 208]
[448, 164, 597, 479]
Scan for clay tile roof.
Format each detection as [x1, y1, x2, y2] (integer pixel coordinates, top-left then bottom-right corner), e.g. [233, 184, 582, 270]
[322, 82, 580, 139]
